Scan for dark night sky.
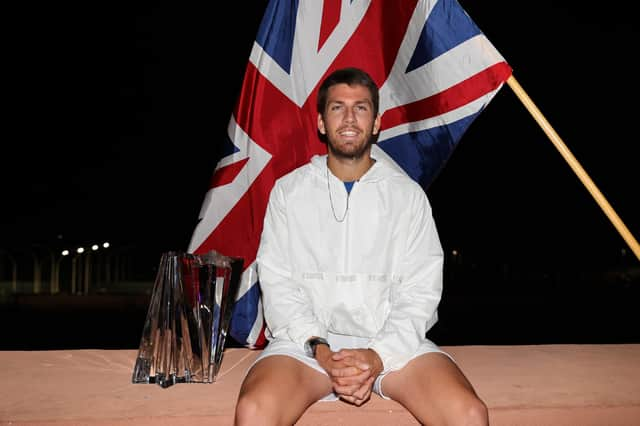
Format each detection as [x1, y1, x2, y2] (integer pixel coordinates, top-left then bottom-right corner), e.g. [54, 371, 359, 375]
[3, 1, 639, 274]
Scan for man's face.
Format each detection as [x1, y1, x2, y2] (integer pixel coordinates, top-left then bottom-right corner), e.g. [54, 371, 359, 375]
[317, 83, 380, 160]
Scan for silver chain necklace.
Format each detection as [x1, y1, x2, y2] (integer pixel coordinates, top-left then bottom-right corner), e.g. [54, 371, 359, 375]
[326, 165, 350, 222]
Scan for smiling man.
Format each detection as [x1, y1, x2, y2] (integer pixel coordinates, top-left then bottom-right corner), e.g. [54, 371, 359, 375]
[234, 67, 488, 426]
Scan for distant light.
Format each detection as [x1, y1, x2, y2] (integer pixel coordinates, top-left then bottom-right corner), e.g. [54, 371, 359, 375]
[102, 242, 110, 248]
[61, 250, 70, 256]
[91, 244, 99, 251]
[452, 249, 458, 256]
[77, 247, 85, 254]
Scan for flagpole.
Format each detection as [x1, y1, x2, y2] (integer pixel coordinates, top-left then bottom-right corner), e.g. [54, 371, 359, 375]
[506, 75, 640, 263]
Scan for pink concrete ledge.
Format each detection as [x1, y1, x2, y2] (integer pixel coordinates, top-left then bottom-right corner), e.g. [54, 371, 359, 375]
[1, 344, 639, 425]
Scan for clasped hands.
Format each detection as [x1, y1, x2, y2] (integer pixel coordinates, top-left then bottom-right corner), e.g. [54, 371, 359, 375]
[315, 346, 384, 406]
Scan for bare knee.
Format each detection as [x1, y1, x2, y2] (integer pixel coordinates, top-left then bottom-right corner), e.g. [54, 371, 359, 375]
[234, 390, 277, 426]
[449, 396, 489, 426]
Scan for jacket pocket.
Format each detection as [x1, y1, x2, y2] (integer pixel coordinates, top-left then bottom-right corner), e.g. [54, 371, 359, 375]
[299, 273, 392, 337]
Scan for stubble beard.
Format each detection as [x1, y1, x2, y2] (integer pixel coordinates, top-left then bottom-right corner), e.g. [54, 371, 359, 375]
[327, 130, 374, 161]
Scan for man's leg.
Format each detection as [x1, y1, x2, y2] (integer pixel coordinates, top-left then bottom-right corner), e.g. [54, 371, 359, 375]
[381, 353, 489, 426]
[234, 355, 334, 426]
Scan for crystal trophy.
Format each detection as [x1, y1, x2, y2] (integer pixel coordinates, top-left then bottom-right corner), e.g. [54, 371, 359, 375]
[132, 250, 243, 388]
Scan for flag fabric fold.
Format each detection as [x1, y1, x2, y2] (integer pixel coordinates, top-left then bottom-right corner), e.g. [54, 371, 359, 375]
[188, 0, 512, 349]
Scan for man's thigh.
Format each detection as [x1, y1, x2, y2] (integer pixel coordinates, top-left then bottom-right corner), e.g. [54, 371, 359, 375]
[380, 352, 479, 415]
[239, 354, 334, 407]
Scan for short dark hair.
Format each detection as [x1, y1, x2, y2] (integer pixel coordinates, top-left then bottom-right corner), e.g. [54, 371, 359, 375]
[316, 67, 379, 117]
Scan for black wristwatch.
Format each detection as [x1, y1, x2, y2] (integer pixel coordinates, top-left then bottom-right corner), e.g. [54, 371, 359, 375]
[304, 337, 330, 358]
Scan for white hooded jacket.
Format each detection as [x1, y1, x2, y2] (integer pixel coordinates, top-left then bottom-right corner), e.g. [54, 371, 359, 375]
[256, 150, 444, 373]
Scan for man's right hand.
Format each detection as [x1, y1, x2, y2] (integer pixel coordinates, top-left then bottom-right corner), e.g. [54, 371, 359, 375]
[314, 346, 375, 405]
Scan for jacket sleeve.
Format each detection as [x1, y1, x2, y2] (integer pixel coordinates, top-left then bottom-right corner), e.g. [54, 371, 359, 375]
[256, 182, 328, 349]
[368, 189, 444, 373]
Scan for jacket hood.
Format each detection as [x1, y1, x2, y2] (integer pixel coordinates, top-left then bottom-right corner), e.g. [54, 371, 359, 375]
[309, 145, 409, 183]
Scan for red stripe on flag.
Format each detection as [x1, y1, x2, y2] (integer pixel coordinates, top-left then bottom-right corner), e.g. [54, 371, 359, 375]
[253, 330, 267, 348]
[210, 158, 249, 188]
[318, 1, 419, 86]
[318, 0, 341, 52]
[381, 62, 512, 130]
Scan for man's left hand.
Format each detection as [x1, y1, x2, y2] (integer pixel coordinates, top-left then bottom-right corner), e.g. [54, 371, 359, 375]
[329, 348, 383, 405]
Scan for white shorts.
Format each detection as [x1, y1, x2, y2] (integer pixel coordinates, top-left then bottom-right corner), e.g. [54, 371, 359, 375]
[250, 332, 453, 401]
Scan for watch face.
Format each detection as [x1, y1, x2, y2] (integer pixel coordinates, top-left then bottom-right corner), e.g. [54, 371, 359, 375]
[304, 341, 314, 357]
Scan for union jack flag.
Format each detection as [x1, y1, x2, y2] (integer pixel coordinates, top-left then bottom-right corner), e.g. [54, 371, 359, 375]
[188, 0, 512, 349]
